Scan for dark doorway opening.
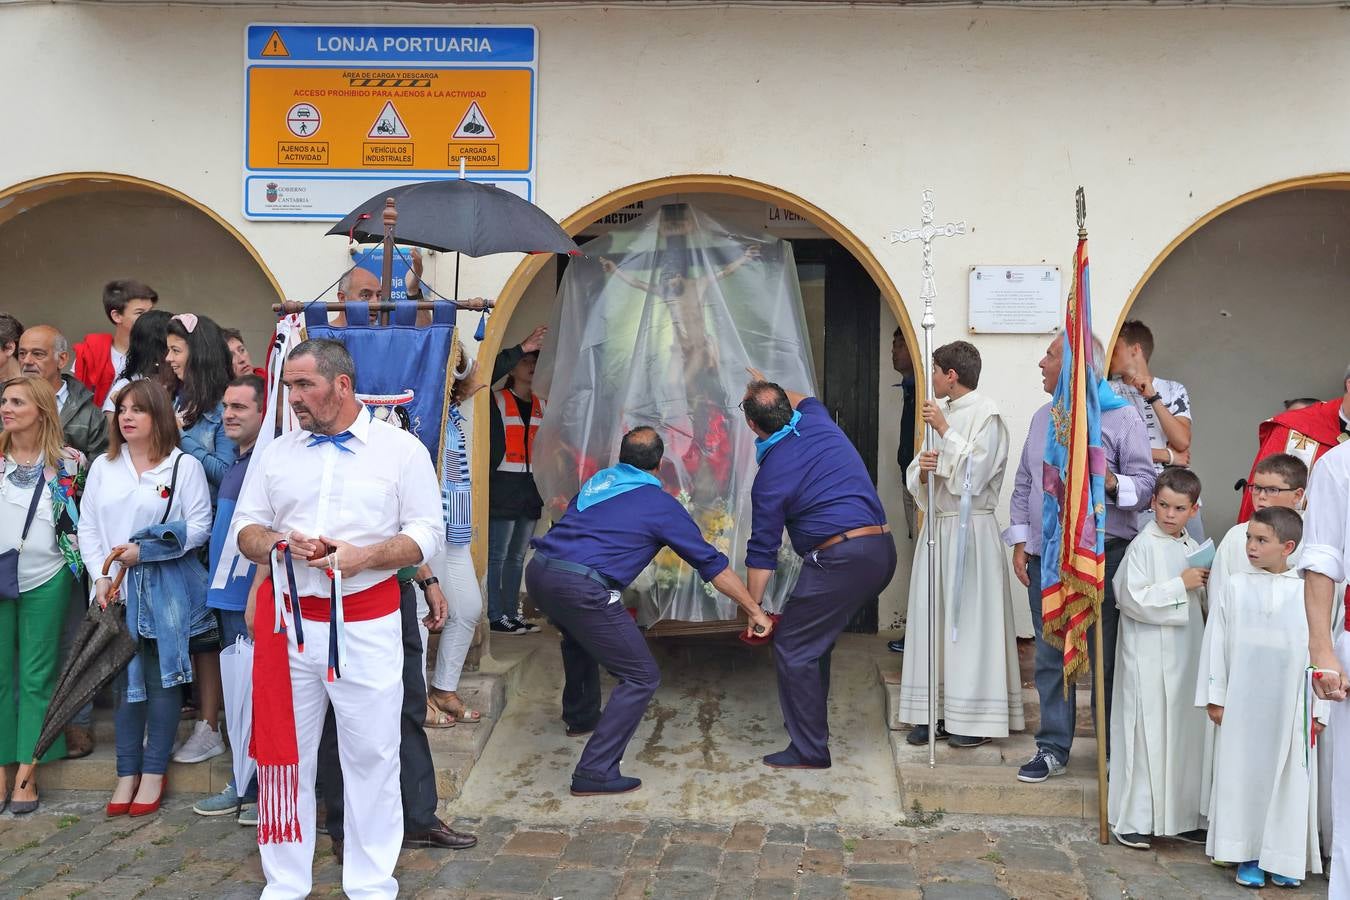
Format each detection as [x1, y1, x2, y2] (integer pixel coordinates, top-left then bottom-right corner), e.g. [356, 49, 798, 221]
[791, 239, 882, 633]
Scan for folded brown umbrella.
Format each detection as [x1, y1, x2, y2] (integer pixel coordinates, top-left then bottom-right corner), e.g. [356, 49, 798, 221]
[24, 552, 137, 780]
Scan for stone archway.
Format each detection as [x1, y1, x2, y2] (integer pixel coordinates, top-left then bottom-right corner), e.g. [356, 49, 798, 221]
[0, 172, 284, 352]
[1111, 173, 1350, 534]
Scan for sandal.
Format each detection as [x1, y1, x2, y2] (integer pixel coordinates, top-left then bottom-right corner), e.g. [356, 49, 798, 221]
[429, 693, 482, 725]
[424, 702, 456, 729]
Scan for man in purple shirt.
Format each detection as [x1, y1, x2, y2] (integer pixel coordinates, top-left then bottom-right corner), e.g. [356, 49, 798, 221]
[742, 377, 898, 770]
[1003, 337, 1155, 783]
[526, 427, 770, 797]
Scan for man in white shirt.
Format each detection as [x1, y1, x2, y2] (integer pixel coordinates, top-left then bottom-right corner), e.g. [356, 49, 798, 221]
[235, 339, 445, 900]
[1305, 442, 1350, 898]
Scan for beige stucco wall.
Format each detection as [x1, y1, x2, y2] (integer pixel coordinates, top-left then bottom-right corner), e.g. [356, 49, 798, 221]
[0, 190, 279, 358]
[1130, 188, 1350, 538]
[4, 3, 1349, 631]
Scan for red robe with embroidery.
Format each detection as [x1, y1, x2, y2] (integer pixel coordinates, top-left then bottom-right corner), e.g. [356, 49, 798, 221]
[1238, 398, 1348, 521]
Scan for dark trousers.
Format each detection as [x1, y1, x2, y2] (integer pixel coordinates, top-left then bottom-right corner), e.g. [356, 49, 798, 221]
[560, 628, 602, 733]
[525, 559, 659, 781]
[320, 580, 438, 839]
[774, 533, 898, 766]
[1026, 536, 1128, 764]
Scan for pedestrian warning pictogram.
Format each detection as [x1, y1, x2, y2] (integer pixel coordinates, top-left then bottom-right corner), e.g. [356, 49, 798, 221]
[368, 101, 411, 139]
[286, 102, 321, 137]
[452, 101, 495, 140]
[261, 30, 290, 57]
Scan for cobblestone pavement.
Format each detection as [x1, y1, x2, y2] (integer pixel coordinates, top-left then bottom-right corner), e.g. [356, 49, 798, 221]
[0, 793, 1333, 898]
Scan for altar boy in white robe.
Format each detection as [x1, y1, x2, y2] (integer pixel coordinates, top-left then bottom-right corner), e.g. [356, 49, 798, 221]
[898, 341, 1024, 748]
[1196, 455, 1313, 824]
[1109, 467, 1210, 850]
[1203, 507, 1325, 889]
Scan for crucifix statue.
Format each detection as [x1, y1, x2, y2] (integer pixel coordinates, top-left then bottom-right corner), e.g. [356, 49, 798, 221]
[887, 190, 966, 768]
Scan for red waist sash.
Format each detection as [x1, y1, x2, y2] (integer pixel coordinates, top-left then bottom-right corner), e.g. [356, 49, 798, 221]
[259, 575, 400, 623]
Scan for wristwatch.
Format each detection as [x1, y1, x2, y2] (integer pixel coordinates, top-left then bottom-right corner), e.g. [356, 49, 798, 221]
[1143, 392, 1163, 405]
[417, 576, 439, 590]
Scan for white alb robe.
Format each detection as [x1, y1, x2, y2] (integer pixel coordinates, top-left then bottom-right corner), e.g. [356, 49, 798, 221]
[1195, 521, 1345, 839]
[897, 390, 1024, 738]
[1300, 442, 1350, 899]
[1197, 524, 1302, 819]
[1203, 568, 1325, 879]
[1108, 520, 1207, 837]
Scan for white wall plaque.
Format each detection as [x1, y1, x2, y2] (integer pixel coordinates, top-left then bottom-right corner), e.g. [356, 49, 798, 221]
[968, 265, 1061, 333]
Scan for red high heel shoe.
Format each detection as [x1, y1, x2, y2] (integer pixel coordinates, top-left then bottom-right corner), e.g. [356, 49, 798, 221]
[129, 774, 167, 817]
[106, 776, 141, 817]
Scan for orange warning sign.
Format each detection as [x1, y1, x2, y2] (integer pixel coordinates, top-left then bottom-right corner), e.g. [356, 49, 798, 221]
[452, 101, 494, 139]
[246, 67, 532, 173]
[368, 100, 410, 139]
[261, 30, 289, 58]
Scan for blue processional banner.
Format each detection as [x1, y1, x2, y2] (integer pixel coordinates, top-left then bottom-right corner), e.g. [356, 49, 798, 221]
[303, 300, 455, 462]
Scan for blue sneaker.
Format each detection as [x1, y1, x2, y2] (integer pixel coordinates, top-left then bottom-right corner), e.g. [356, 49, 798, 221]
[1236, 861, 1266, 888]
[193, 783, 254, 817]
[1017, 749, 1067, 783]
[1269, 873, 1301, 888]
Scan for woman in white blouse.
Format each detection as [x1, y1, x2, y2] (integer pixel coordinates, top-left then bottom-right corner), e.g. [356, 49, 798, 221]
[78, 378, 212, 817]
[0, 376, 85, 815]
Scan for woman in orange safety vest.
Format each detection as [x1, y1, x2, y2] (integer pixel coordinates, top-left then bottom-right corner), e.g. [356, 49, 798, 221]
[487, 349, 545, 636]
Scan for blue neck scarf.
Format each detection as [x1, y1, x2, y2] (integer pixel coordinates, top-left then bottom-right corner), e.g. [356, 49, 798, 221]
[1097, 378, 1129, 412]
[755, 410, 802, 464]
[577, 463, 662, 511]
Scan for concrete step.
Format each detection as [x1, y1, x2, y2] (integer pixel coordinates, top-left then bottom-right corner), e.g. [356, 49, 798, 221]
[891, 730, 1100, 770]
[880, 666, 1098, 736]
[897, 754, 1101, 818]
[879, 662, 1107, 820]
[37, 744, 235, 795]
[38, 642, 539, 805]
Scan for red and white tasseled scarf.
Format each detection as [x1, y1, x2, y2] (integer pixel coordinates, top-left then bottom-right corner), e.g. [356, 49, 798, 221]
[250, 543, 400, 845]
[250, 544, 304, 845]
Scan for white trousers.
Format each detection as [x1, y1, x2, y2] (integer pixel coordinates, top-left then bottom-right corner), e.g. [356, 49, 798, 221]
[1331, 632, 1350, 900]
[260, 612, 403, 900]
[419, 543, 483, 694]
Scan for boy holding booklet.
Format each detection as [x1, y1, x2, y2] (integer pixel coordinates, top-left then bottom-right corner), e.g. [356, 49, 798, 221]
[1202, 507, 1325, 888]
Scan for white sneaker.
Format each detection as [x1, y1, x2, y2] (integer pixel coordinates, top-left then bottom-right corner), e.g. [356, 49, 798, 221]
[173, 720, 226, 764]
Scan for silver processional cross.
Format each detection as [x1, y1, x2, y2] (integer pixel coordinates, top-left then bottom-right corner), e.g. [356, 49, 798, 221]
[887, 190, 965, 769]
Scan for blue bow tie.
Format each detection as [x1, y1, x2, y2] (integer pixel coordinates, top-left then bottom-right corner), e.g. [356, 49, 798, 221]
[307, 431, 356, 453]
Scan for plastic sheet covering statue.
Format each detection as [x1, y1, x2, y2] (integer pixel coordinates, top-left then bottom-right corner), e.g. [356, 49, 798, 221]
[534, 203, 818, 626]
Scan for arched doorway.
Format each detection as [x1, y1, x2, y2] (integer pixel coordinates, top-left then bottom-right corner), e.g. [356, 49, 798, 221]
[1114, 174, 1350, 535]
[0, 172, 284, 359]
[472, 175, 921, 633]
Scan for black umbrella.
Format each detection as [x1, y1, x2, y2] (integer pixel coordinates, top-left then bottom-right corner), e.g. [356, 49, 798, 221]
[24, 553, 136, 779]
[326, 178, 579, 304]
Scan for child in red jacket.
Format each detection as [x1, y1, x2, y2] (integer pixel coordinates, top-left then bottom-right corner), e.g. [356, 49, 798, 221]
[74, 279, 158, 407]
